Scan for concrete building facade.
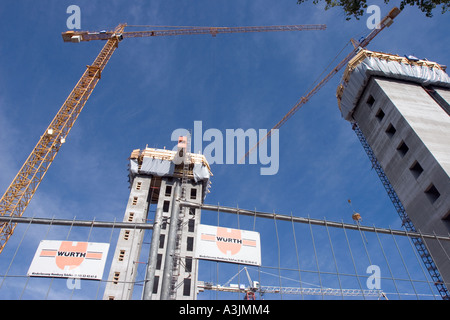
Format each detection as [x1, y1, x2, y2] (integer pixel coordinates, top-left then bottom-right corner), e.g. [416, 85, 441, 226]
[147, 176, 204, 299]
[102, 174, 152, 300]
[103, 140, 211, 300]
[337, 49, 450, 288]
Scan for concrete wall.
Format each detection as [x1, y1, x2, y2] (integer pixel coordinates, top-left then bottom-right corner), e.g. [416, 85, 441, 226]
[103, 175, 152, 300]
[352, 76, 450, 286]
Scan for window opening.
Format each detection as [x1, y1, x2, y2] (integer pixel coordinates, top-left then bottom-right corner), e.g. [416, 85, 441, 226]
[425, 184, 440, 203]
[385, 123, 396, 138]
[118, 250, 125, 261]
[188, 219, 195, 232]
[409, 161, 424, 179]
[186, 237, 194, 251]
[190, 188, 197, 200]
[183, 278, 191, 296]
[165, 185, 172, 197]
[185, 257, 193, 272]
[113, 272, 120, 284]
[366, 95, 375, 107]
[152, 276, 159, 294]
[375, 108, 385, 122]
[163, 200, 170, 212]
[397, 141, 409, 157]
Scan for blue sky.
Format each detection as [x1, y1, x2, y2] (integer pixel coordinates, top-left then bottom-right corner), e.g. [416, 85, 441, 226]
[0, 0, 449, 299]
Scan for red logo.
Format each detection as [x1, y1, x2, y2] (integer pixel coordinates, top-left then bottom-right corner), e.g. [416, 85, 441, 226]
[55, 241, 88, 270]
[201, 227, 257, 256]
[216, 227, 242, 255]
[40, 241, 103, 270]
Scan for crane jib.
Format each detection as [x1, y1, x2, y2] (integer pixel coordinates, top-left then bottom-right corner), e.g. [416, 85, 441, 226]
[62, 24, 326, 42]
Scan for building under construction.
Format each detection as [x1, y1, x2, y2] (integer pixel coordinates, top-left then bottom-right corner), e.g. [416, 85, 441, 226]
[337, 49, 450, 293]
[103, 137, 212, 300]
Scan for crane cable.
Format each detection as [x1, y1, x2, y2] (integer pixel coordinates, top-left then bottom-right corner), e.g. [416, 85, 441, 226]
[238, 37, 358, 164]
[126, 25, 212, 28]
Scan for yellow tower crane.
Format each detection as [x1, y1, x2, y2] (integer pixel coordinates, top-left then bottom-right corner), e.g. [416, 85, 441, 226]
[0, 22, 326, 253]
[240, 7, 401, 162]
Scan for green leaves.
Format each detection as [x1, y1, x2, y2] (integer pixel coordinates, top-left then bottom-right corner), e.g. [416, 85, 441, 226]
[297, 0, 449, 20]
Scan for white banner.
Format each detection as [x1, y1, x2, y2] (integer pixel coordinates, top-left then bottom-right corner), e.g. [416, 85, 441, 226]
[27, 240, 109, 280]
[195, 224, 261, 266]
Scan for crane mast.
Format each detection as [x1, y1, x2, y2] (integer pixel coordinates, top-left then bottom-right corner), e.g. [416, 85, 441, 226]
[0, 24, 126, 253]
[0, 23, 325, 254]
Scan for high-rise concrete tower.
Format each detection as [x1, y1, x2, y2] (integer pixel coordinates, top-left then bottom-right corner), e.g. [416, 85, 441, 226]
[337, 49, 450, 291]
[103, 137, 211, 300]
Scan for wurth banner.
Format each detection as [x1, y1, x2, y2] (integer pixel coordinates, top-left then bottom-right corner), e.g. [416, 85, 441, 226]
[195, 224, 261, 266]
[27, 240, 109, 280]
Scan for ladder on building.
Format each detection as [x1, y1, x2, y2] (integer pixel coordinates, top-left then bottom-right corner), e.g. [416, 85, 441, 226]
[170, 133, 192, 298]
[180, 132, 192, 202]
[352, 122, 449, 300]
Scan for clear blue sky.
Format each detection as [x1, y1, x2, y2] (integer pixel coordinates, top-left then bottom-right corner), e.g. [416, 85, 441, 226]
[0, 0, 449, 300]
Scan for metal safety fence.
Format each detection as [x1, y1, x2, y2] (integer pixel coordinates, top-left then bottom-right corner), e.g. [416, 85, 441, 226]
[0, 204, 448, 300]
